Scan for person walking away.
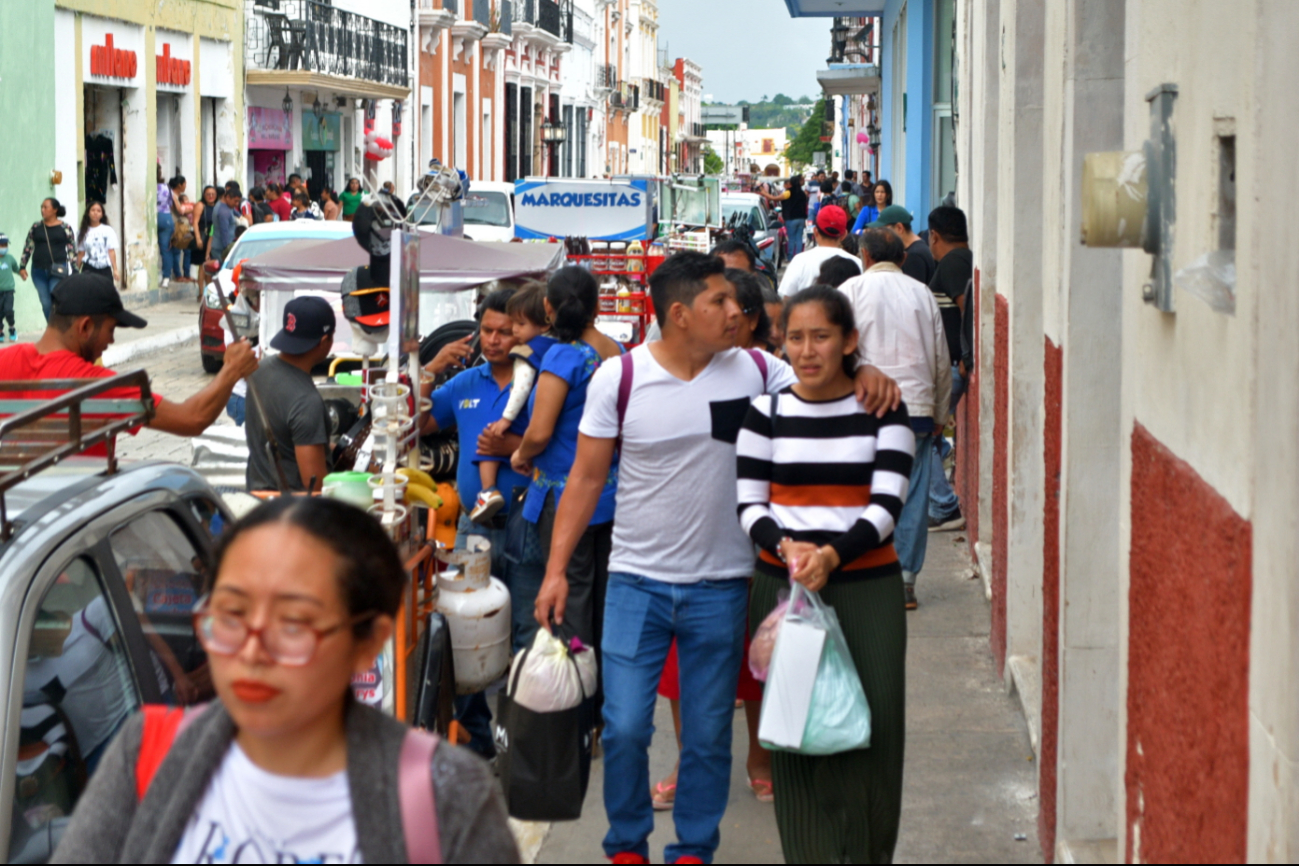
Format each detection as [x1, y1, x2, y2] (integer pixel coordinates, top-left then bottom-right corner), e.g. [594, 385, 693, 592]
[473, 283, 557, 523]
[738, 285, 915, 863]
[872, 204, 936, 285]
[651, 268, 776, 812]
[244, 297, 336, 494]
[194, 186, 219, 290]
[837, 229, 951, 610]
[817, 254, 863, 289]
[926, 205, 975, 531]
[808, 180, 837, 227]
[76, 201, 120, 287]
[851, 179, 894, 235]
[210, 188, 239, 266]
[0, 273, 258, 446]
[511, 268, 622, 660]
[250, 186, 276, 225]
[53, 496, 519, 864]
[843, 180, 863, 222]
[341, 178, 364, 223]
[17, 197, 76, 321]
[154, 167, 177, 289]
[760, 176, 809, 260]
[419, 289, 542, 755]
[0, 235, 18, 342]
[533, 252, 901, 864]
[777, 205, 857, 297]
[168, 176, 195, 284]
[321, 188, 342, 221]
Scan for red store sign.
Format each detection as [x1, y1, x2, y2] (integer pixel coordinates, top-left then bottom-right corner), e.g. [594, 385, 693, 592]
[89, 34, 138, 80]
[157, 43, 191, 87]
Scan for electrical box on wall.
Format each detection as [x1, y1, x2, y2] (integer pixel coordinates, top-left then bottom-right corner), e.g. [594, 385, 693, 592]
[1081, 83, 1178, 313]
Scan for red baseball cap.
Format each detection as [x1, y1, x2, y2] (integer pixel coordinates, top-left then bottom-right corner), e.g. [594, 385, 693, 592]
[815, 205, 849, 238]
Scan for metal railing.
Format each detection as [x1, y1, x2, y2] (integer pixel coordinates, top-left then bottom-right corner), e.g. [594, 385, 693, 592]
[246, 0, 409, 88]
[597, 63, 617, 90]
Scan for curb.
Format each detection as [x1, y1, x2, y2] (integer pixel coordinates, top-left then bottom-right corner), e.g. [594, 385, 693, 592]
[102, 326, 200, 368]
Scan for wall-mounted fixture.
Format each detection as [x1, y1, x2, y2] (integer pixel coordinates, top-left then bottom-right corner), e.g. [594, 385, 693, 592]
[1081, 83, 1178, 313]
[282, 88, 293, 116]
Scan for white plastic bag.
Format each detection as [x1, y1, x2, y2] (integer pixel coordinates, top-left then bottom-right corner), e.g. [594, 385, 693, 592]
[508, 627, 598, 713]
[758, 583, 871, 755]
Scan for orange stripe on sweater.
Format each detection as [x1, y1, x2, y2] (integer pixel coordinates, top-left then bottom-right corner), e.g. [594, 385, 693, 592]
[770, 483, 872, 508]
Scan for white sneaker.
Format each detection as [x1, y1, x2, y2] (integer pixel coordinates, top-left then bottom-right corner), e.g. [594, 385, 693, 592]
[161, 277, 170, 289]
[470, 488, 505, 525]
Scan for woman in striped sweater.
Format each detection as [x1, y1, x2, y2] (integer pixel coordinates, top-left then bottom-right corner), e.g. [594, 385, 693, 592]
[736, 285, 916, 863]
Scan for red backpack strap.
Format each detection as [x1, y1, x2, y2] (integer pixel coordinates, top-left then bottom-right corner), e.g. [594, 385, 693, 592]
[136, 705, 186, 801]
[616, 351, 635, 434]
[746, 348, 770, 391]
[399, 729, 442, 864]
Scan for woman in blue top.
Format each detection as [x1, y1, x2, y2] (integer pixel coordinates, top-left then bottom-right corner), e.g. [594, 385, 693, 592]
[851, 179, 893, 235]
[511, 267, 622, 657]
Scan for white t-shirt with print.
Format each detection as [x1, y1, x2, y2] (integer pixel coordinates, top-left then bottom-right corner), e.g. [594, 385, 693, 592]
[81, 225, 118, 270]
[171, 743, 358, 865]
[777, 245, 861, 297]
[579, 344, 797, 584]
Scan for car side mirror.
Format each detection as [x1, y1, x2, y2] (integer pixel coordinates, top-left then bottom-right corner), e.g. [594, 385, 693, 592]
[204, 260, 220, 276]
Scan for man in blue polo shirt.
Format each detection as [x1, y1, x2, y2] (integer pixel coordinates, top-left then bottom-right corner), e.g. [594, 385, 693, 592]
[421, 287, 544, 757]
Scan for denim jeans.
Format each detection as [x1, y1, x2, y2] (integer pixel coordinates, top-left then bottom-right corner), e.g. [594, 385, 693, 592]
[785, 218, 807, 259]
[895, 432, 934, 586]
[601, 572, 749, 863]
[30, 268, 61, 321]
[457, 504, 545, 654]
[929, 364, 966, 521]
[226, 394, 246, 427]
[157, 212, 179, 279]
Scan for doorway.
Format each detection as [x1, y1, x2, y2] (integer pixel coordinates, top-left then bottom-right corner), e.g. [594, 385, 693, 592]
[305, 150, 335, 200]
[84, 85, 124, 289]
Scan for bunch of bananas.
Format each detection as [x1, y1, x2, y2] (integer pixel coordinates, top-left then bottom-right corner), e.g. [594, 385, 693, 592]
[397, 468, 444, 510]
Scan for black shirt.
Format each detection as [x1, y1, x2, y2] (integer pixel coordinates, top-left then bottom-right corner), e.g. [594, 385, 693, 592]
[32, 223, 71, 270]
[901, 239, 937, 285]
[244, 356, 330, 492]
[781, 187, 809, 221]
[929, 247, 973, 365]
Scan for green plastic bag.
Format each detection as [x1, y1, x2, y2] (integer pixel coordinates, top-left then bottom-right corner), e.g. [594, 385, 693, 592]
[758, 583, 871, 755]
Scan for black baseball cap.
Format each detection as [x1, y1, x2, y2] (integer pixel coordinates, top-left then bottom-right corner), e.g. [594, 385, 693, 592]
[271, 296, 336, 354]
[51, 273, 148, 328]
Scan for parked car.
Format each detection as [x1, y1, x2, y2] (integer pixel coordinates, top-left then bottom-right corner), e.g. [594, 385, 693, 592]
[410, 181, 515, 243]
[199, 221, 357, 373]
[722, 193, 783, 270]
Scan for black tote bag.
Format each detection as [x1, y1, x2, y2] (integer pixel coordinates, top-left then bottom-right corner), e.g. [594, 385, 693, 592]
[492, 624, 596, 822]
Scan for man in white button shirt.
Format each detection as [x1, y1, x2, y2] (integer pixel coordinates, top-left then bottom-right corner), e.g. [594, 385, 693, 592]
[777, 205, 860, 297]
[836, 228, 952, 610]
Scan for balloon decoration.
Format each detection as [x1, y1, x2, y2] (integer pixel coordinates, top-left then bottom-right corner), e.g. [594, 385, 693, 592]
[364, 129, 394, 162]
[856, 131, 869, 145]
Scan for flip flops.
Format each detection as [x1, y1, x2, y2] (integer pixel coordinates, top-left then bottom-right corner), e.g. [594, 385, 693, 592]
[748, 775, 775, 803]
[651, 780, 677, 811]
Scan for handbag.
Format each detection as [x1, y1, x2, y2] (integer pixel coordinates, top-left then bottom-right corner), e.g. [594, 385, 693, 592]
[171, 214, 195, 249]
[43, 224, 71, 278]
[493, 619, 597, 822]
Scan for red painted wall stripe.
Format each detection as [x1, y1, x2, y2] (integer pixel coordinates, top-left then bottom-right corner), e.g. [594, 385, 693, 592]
[991, 293, 1009, 673]
[1125, 423, 1250, 864]
[1040, 338, 1063, 862]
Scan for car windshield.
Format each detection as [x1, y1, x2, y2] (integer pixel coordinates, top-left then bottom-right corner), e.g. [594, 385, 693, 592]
[221, 235, 344, 270]
[462, 192, 512, 227]
[723, 203, 760, 228]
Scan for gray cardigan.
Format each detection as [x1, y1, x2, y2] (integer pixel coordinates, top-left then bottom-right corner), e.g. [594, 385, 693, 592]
[52, 700, 520, 864]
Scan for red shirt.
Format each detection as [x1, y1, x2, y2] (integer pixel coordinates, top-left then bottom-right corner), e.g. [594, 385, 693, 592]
[0, 343, 164, 455]
[268, 197, 292, 222]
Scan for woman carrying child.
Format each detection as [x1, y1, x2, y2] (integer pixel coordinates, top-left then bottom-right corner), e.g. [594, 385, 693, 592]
[736, 285, 915, 863]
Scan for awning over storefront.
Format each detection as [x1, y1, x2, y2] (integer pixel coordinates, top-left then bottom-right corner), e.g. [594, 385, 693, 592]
[783, 0, 886, 15]
[240, 234, 565, 295]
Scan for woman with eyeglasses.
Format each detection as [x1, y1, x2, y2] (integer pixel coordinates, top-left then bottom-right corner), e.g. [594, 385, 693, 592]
[55, 497, 519, 864]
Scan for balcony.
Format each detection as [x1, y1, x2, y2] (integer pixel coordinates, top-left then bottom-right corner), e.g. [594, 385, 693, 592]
[247, 0, 409, 97]
[513, 0, 572, 43]
[596, 63, 617, 90]
[641, 78, 666, 104]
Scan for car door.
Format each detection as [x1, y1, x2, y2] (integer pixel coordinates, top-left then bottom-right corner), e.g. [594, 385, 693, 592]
[3, 494, 221, 862]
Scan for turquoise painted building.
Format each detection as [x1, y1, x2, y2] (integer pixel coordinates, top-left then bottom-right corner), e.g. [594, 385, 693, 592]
[0, 1, 58, 334]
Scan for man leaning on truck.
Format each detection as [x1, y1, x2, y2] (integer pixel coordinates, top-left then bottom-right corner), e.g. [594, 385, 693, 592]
[0, 273, 258, 447]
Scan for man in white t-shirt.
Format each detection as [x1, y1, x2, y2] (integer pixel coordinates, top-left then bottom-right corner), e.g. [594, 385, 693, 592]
[534, 252, 900, 865]
[777, 204, 860, 297]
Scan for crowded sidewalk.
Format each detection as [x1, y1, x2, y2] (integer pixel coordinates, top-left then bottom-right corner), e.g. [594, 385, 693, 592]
[535, 532, 1042, 865]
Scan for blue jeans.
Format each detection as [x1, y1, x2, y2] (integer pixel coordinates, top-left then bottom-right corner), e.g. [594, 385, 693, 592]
[601, 572, 749, 863]
[226, 394, 246, 427]
[929, 364, 966, 520]
[157, 212, 180, 279]
[895, 432, 934, 586]
[30, 268, 61, 321]
[785, 218, 806, 258]
[456, 507, 545, 654]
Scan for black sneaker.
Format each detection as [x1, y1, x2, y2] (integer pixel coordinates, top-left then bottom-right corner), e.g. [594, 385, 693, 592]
[904, 585, 918, 610]
[928, 512, 966, 532]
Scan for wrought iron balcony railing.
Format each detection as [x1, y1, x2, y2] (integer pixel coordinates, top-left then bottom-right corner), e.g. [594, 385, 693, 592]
[515, 0, 571, 41]
[596, 63, 618, 90]
[247, 0, 409, 88]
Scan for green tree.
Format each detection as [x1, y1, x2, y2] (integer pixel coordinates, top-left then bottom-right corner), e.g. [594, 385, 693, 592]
[772, 93, 793, 105]
[784, 97, 831, 169]
[703, 146, 724, 175]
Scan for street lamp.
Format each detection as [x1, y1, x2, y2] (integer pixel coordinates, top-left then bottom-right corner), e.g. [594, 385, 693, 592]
[541, 120, 568, 145]
[312, 96, 324, 119]
[282, 88, 293, 116]
[867, 123, 881, 153]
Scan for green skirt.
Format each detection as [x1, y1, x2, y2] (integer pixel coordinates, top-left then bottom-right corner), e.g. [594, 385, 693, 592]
[750, 569, 907, 864]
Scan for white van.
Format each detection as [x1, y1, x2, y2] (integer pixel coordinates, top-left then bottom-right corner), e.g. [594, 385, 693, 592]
[412, 181, 516, 243]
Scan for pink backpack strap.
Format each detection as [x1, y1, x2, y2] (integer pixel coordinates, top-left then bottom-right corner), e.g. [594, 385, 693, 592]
[746, 348, 770, 390]
[399, 729, 442, 864]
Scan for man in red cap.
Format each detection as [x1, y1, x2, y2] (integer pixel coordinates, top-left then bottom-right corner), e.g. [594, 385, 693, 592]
[777, 204, 861, 297]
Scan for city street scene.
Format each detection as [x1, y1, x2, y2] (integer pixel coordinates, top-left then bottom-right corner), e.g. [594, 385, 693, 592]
[0, 0, 1292, 863]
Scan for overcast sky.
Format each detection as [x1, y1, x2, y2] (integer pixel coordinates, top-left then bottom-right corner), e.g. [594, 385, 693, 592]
[655, 0, 830, 104]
